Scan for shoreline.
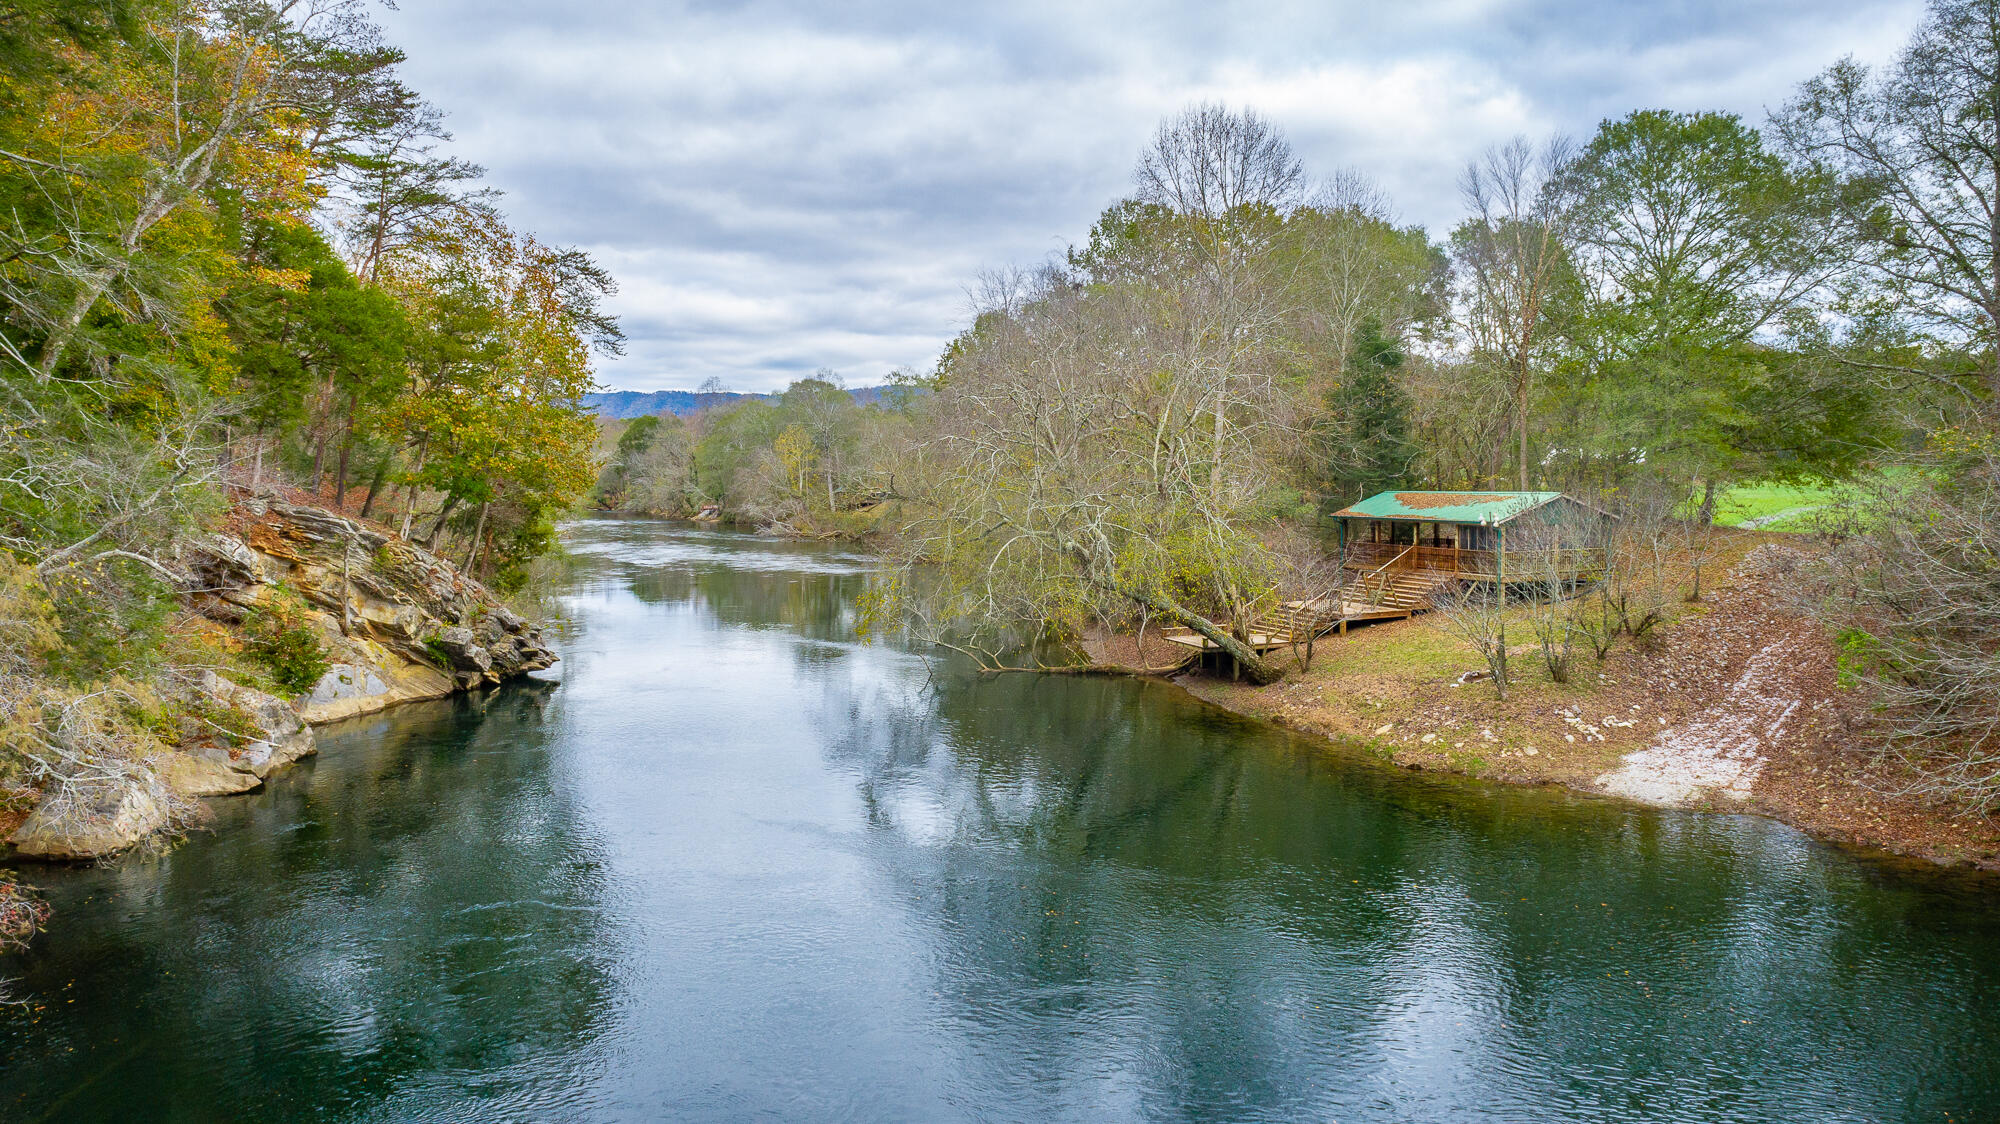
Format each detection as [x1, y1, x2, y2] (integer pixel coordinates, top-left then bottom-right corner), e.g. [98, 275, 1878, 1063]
[1166, 544, 2000, 873]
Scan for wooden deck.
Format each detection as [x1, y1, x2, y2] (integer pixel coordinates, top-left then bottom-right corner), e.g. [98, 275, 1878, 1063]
[1157, 596, 1419, 655]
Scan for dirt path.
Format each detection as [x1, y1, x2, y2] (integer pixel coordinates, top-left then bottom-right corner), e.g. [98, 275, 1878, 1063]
[1596, 639, 1807, 806]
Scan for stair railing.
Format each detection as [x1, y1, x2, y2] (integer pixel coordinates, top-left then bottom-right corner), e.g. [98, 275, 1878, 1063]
[1351, 546, 1413, 606]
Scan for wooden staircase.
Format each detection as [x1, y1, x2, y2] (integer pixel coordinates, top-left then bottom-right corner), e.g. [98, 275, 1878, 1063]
[1250, 602, 1337, 647]
[1158, 559, 1460, 657]
[1351, 567, 1457, 611]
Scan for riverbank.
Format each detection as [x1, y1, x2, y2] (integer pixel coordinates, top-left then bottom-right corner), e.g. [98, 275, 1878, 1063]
[2, 493, 557, 867]
[1179, 533, 2000, 870]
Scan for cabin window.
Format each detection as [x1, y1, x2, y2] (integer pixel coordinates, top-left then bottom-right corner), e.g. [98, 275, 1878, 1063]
[1458, 523, 1493, 551]
[1389, 522, 1415, 546]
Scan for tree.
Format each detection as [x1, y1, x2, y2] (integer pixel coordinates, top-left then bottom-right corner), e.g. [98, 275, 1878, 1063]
[1554, 110, 1859, 507]
[1286, 180, 1449, 380]
[1808, 436, 2000, 807]
[379, 207, 614, 580]
[1566, 111, 1836, 353]
[881, 265, 1288, 682]
[1316, 319, 1419, 511]
[1774, 0, 2000, 405]
[1453, 136, 1576, 489]
[1135, 102, 1303, 226]
[2, 0, 387, 385]
[339, 98, 489, 283]
[223, 219, 409, 499]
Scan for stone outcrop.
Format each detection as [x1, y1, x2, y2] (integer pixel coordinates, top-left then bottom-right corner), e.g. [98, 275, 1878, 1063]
[8, 497, 557, 862]
[185, 498, 558, 723]
[10, 775, 172, 861]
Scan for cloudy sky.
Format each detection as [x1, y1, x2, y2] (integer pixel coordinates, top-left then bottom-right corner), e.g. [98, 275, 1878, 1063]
[372, 0, 1923, 393]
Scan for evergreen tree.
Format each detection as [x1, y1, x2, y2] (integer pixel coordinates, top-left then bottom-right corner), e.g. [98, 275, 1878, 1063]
[1318, 318, 1420, 514]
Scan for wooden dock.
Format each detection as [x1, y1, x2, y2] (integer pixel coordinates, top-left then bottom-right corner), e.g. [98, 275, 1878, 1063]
[1157, 591, 1435, 655]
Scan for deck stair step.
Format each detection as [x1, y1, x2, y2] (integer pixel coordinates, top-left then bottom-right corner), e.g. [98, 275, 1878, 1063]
[1352, 568, 1457, 610]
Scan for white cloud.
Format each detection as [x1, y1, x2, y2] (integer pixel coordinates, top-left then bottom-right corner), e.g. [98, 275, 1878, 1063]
[371, 0, 1925, 392]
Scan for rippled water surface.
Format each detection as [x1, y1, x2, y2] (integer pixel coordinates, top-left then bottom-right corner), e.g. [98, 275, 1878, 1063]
[5, 519, 2000, 1122]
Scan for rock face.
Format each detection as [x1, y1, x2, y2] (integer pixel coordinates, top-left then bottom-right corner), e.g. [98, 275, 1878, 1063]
[185, 498, 558, 723]
[10, 776, 172, 860]
[195, 671, 317, 779]
[7, 498, 559, 863]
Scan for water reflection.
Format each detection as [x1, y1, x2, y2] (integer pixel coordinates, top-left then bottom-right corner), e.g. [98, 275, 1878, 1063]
[0, 691, 616, 1121]
[2, 517, 1998, 1122]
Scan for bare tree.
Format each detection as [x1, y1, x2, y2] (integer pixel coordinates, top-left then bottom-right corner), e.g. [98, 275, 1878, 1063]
[1798, 445, 2000, 807]
[1427, 581, 1511, 700]
[880, 264, 1291, 682]
[1271, 524, 1347, 671]
[1135, 102, 1304, 224]
[1774, 0, 2000, 403]
[1291, 171, 1449, 381]
[1454, 136, 1576, 489]
[1523, 550, 1580, 683]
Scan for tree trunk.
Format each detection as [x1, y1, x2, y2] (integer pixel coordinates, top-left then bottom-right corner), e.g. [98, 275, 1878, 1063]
[399, 438, 429, 540]
[464, 502, 489, 572]
[1517, 365, 1530, 491]
[1696, 479, 1717, 526]
[1125, 586, 1282, 684]
[425, 494, 460, 548]
[334, 428, 353, 511]
[359, 458, 391, 519]
[1210, 390, 1226, 499]
[334, 396, 358, 510]
[250, 434, 265, 492]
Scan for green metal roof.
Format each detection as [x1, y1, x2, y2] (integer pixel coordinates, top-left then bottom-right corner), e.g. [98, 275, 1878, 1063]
[1330, 490, 1568, 525]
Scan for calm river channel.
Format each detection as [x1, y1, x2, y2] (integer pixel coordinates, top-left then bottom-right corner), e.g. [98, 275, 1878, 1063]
[4, 518, 2000, 1122]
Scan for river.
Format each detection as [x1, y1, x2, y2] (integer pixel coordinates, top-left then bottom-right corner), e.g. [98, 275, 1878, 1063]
[3, 518, 1999, 1122]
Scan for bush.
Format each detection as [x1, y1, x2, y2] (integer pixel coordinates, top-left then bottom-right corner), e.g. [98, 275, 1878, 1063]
[1812, 436, 2000, 808]
[244, 593, 331, 697]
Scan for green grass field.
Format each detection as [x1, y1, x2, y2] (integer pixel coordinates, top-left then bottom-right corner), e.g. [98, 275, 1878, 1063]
[1708, 469, 1901, 532]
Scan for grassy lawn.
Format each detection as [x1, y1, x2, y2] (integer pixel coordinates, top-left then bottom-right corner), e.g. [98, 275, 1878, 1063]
[1709, 469, 1901, 532]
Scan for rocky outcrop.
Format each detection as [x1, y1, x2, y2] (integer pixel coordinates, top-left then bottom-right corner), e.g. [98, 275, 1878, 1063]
[7, 497, 557, 862]
[185, 498, 558, 723]
[7, 670, 318, 859]
[10, 775, 172, 861]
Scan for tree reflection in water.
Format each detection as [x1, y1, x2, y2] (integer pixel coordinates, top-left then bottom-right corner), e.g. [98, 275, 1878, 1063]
[3, 518, 1998, 1123]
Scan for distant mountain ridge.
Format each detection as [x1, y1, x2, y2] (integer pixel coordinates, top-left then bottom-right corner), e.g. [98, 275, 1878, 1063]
[580, 386, 897, 419]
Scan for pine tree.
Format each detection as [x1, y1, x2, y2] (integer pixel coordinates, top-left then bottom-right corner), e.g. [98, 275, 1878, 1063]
[1319, 318, 1420, 514]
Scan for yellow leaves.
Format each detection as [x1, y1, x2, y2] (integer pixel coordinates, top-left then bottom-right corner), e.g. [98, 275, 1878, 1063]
[247, 265, 311, 293]
[774, 425, 815, 490]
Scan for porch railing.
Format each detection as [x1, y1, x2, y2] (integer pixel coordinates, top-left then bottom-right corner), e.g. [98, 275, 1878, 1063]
[1343, 542, 1604, 580]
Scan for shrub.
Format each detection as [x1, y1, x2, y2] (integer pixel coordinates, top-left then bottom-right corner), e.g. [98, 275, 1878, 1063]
[244, 593, 331, 697]
[1811, 437, 2000, 808]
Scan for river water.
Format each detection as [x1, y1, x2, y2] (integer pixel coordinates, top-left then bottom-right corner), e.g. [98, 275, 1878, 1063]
[3, 519, 1999, 1122]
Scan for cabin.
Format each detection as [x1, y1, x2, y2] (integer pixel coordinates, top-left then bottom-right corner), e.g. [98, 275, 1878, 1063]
[1329, 490, 1615, 589]
[1158, 490, 1616, 660]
